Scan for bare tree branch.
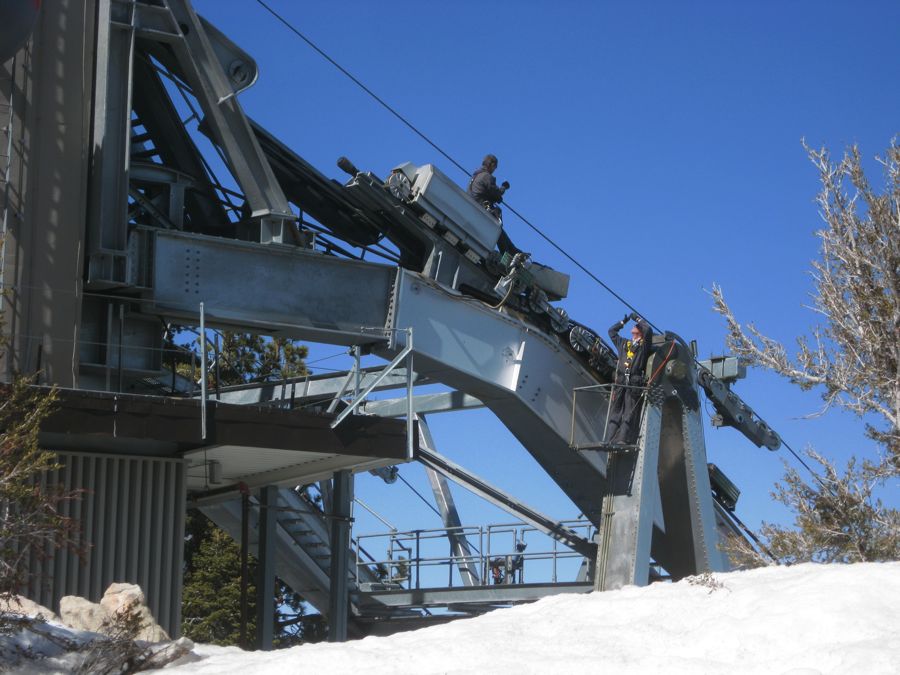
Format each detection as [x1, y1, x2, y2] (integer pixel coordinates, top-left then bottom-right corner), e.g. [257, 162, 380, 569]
[712, 141, 900, 565]
[711, 140, 900, 461]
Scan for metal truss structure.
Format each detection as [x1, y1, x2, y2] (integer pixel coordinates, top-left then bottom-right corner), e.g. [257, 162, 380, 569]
[1, 0, 780, 645]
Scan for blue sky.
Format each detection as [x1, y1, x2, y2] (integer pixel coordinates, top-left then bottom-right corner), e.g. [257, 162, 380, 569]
[192, 0, 898, 564]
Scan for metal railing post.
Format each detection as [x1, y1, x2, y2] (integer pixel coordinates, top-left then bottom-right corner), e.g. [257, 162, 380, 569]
[214, 332, 221, 400]
[200, 301, 207, 440]
[406, 327, 414, 459]
[353, 345, 361, 399]
[415, 529, 421, 590]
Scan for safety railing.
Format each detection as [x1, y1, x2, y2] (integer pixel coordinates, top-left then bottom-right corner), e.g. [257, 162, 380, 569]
[569, 382, 649, 451]
[353, 519, 595, 590]
[0, 287, 419, 459]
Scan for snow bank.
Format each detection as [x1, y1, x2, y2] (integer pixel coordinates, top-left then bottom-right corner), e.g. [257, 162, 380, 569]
[167, 562, 900, 675]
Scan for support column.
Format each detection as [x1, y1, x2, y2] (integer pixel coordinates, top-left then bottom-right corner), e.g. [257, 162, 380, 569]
[327, 470, 352, 642]
[594, 403, 663, 591]
[255, 485, 277, 651]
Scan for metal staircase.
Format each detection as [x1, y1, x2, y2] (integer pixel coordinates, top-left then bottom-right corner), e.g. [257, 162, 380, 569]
[200, 486, 383, 616]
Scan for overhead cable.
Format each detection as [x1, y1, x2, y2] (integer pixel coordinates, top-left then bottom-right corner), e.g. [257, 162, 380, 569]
[253, 0, 469, 177]
[251, 0, 654, 329]
[252, 0, 819, 487]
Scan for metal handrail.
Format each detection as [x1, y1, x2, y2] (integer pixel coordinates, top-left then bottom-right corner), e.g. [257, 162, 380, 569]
[354, 520, 595, 590]
[569, 381, 649, 450]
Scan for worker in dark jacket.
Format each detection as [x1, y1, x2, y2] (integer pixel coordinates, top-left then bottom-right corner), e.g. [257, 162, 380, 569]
[604, 312, 653, 446]
[468, 154, 518, 255]
[468, 154, 508, 216]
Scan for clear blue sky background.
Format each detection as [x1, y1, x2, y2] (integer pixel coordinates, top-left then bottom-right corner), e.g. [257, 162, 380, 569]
[193, 0, 898, 564]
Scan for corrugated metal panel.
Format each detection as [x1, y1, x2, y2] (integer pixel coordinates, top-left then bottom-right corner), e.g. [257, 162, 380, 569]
[25, 452, 186, 637]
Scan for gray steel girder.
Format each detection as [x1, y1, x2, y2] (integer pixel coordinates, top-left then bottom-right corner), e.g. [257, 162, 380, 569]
[213, 367, 427, 406]
[134, 228, 396, 345]
[384, 271, 611, 524]
[86, 0, 137, 287]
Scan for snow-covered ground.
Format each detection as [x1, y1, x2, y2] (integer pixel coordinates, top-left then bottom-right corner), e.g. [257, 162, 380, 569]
[168, 562, 900, 675]
[4, 562, 898, 674]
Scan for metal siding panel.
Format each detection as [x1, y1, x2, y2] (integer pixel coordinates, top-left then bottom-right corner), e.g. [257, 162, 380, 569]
[170, 461, 186, 637]
[90, 457, 107, 599]
[115, 458, 130, 581]
[80, 456, 96, 599]
[54, 460, 70, 602]
[148, 461, 163, 616]
[139, 459, 153, 590]
[103, 457, 119, 592]
[157, 461, 175, 632]
[38, 468, 51, 608]
[70, 454, 85, 597]
[20, 453, 186, 635]
[127, 458, 142, 581]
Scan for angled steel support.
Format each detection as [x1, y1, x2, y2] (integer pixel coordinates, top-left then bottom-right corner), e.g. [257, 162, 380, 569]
[417, 447, 595, 559]
[325, 366, 357, 415]
[330, 331, 413, 429]
[418, 417, 480, 586]
[164, 0, 294, 242]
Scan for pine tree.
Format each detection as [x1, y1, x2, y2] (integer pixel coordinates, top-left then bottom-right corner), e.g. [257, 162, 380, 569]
[182, 512, 255, 646]
[179, 330, 325, 646]
[0, 297, 80, 606]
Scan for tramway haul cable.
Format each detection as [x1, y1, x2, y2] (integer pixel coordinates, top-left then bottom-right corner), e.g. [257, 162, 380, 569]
[251, 0, 656, 330]
[234, 4, 826, 490]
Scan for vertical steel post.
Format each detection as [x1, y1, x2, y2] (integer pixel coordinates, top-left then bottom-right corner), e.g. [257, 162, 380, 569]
[169, 334, 176, 394]
[353, 345, 361, 399]
[117, 304, 125, 392]
[327, 470, 352, 642]
[105, 304, 113, 392]
[239, 487, 250, 649]
[406, 328, 414, 460]
[414, 529, 421, 590]
[255, 485, 277, 650]
[214, 333, 221, 400]
[199, 302, 207, 440]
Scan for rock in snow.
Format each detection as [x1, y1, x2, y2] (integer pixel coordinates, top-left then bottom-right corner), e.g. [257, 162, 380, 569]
[59, 582, 170, 643]
[0, 596, 58, 623]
